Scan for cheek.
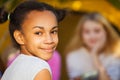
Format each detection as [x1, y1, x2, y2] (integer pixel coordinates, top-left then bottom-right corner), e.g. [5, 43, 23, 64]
[97, 31, 106, 40]
[33, 37, 42, 43]
[98, 31, 107, 43]
[82, 33, 92, 47]
[26, 38, 39, 48]
[53, 35, 59, 44]
[82, 33, 91, 42]
[26, 36, 42, 46]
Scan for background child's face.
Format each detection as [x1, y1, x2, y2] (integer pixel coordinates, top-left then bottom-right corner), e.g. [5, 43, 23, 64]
[17, 10, 58, 60]
[82, 20, 107, 49]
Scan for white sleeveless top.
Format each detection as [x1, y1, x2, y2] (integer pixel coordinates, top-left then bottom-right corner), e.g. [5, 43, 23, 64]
[1, 54, 51, 80]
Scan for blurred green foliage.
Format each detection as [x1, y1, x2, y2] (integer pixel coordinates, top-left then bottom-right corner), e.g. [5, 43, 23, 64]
[108, 0, 120, 9]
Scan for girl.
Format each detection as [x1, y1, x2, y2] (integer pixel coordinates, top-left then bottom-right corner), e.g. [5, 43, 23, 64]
[1, 1, 65, 80]
[66, 12, 120, 80]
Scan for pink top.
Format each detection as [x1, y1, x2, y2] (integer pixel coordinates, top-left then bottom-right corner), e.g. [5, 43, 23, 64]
[48, 51, 61, 80]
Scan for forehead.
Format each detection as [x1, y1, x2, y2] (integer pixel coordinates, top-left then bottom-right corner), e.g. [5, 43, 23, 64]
[22, 10, 57, 29]
[26, 10, 56, 18]
[83, 20, 103, 29]
[25, 10, 57, 22]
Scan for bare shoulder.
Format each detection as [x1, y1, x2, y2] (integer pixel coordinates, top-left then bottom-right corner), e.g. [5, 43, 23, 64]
[34, 69, 52, 80]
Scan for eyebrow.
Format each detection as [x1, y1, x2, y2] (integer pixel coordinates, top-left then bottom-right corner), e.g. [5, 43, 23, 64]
[32, 26, 44, 29]
[52, 26, 59, 30]
[32, 26, 59, 30]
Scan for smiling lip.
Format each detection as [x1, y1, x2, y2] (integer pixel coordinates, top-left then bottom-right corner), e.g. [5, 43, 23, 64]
[41, 48, 54, 53]
[90, 39, 97, 44]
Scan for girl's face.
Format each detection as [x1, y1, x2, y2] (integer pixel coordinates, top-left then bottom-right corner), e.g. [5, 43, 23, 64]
[15, 10, 58, 60]
[82, 20, 107, 49]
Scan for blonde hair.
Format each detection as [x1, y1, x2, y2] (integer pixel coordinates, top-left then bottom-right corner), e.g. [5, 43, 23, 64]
[66, 12, 120, 55]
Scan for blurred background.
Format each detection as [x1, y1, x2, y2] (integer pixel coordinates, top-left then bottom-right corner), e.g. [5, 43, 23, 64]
[0, 0, 120, 80]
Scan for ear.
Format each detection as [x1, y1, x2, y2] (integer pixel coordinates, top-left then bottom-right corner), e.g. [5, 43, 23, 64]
[13, 30, 25, 45]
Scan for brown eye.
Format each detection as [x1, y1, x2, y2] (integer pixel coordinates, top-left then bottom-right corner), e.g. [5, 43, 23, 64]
[84, 29, 90, 34]
[35, 32, 42, 35]
[51, 30, 58, 34]
[94, 28, 100, 33]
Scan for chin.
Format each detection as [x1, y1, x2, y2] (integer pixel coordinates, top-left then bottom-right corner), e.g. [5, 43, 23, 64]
[87, 44, 95, 48]
[41, 53, 53, 61]
[43, 56, 52, 61]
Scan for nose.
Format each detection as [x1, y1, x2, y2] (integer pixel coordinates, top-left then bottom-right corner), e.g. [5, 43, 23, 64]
[91, 32, 97, 38]
[44, 33, 54, 44]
